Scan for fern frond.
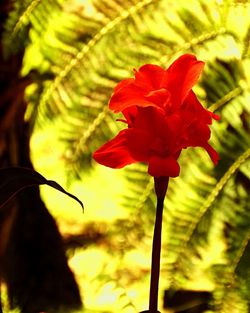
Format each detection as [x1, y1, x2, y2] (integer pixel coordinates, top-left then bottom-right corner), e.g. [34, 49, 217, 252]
[37, 0, 157, 112]
[11, 0, 40, 35]
[170, 147, 250, 278]
[3, 0, 62, 56]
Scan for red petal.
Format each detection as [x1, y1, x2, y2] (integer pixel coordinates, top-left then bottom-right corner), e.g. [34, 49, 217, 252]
[203, 142, 220, 165]
[126, 128, 152, 161]
[109, 83, 153, 113]
[114, 78, 134, 93]
[109, 65, 166, 113]
[93, 130, 137, 168]
[126, 107, 181, 155]
[163, 54, 204, 106]
[148, 155, 180, 177]
[134, 64, 165, 90]
[145, 88, 171, 109]
[93, 128, 152, 168]
[122, 106, 138, 126]
[182, 90, 212, 124]
[188, 123, 211, 145]
[209, 111, 220, 121]
[131, 107, 170, 139]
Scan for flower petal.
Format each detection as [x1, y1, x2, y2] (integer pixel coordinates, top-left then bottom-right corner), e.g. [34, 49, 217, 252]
[148, 155, 180, 177]
[109, 65, 166, 112]
[93, 130, 137, 168]
[126, 128, 152, 161]
[209, 111, 220, 121]
[109, 83, 153, 112]
[93, 128, 152, 169]
[178, 121, 211, 152]
[122, 106, 138, 127]
[203, 142, 220, 165]
[134, 64, 165, 90]
[163, 54, 205, 106]
[114, 78, 134, 93]
[145, 88, 171, 109]
[182, 90, 213, 124]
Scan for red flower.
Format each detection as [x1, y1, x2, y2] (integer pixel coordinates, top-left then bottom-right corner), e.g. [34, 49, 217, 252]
[93, 54, 219, 177]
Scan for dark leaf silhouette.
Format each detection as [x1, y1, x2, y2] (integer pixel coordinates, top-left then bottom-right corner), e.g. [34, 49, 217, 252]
[0, 167, 83, 210]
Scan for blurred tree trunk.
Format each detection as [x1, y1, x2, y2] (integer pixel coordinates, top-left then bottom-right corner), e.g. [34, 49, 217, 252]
[0, 1, 82, 312]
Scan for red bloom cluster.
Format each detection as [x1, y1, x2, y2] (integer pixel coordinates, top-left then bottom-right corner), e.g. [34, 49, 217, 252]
[93, 54, 219, 177]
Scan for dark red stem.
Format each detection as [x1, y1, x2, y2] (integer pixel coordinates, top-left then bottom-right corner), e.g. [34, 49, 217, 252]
[147, 177, 169, 313]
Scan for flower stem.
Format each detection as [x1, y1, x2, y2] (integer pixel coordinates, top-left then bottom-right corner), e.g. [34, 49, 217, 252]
[148, 177, 169, 313]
